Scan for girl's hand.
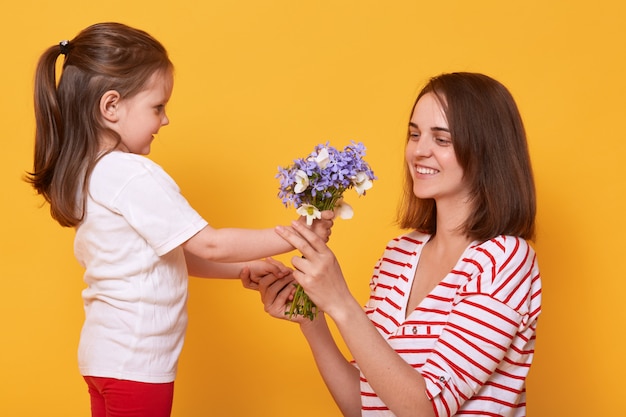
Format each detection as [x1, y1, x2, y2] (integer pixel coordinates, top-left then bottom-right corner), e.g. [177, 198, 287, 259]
[275, 220, 353, 319]
[296, 210, 335, 242]
[240, 258, 291, 290]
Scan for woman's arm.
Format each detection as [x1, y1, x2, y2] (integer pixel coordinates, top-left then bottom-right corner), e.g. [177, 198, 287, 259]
[275, 221, 436, 417]
[251, 269, 362, 417]
[299, 316, 362, 417]
[327, 298, 435, 417]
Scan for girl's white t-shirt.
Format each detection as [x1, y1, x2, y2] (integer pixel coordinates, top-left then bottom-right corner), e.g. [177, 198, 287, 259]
[74, 151, 208, 383]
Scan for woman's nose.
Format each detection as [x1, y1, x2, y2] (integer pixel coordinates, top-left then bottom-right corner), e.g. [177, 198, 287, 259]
[411, 137, 431, 157]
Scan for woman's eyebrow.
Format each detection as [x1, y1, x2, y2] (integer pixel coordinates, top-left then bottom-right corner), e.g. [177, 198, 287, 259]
[410, 122, 449, 132]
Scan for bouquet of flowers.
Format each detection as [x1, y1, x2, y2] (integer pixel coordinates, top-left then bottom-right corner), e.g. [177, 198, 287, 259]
[277, 141, 376, 319]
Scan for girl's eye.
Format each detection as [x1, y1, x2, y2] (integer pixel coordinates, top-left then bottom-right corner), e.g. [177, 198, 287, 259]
[408, 131, 420, 140]
[435, 136, 452, 145]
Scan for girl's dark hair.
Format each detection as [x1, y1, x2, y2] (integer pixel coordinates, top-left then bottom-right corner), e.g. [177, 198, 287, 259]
[26, 22, 173, 227]
[398, 72, 536, 241]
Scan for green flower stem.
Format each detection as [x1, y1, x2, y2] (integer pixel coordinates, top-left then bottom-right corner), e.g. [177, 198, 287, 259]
[286, 190, 344, 320]
[286, 284, 318, 320]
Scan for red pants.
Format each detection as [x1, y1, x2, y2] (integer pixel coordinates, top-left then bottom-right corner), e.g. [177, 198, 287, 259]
[84, 376, 174, 417]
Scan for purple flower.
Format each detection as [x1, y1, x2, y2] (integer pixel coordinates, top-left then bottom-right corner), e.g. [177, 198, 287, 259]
[276, 141, 376, 214]
[276, 141, 376, 320]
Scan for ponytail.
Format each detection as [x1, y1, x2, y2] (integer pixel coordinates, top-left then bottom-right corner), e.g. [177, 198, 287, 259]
[28, 44, 77, 226]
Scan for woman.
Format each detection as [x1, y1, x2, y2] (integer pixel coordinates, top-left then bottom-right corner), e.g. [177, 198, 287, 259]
[248, 72, 541, 416]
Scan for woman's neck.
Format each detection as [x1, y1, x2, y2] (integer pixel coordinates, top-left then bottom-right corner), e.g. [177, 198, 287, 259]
[431, 199, 474, 250]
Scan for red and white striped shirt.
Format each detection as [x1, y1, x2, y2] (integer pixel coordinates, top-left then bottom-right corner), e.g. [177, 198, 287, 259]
[357, 231, 542, 416]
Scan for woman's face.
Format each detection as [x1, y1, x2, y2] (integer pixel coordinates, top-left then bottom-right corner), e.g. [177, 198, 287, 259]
[405, 92, 469, 206]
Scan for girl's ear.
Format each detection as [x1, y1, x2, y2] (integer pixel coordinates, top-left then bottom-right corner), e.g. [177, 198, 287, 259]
[100, 90, 121, 122]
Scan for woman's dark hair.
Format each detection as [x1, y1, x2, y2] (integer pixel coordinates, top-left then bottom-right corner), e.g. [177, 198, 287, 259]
[26, 22, 173, 227]
[398, 72, 536, 241]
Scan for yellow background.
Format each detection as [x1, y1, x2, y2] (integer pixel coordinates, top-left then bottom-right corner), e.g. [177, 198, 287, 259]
[2, 1, 624, 416]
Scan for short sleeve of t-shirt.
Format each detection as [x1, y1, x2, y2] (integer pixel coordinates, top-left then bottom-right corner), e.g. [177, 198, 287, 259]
[89, 152, 208, 256]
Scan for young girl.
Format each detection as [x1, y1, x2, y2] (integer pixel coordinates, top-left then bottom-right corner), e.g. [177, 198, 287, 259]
[27, 22, 332, 417]
[248, 72, 542, 416]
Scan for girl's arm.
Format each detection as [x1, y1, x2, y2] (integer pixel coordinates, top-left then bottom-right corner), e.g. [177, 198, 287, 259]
[185, 252, 291, 290]
[275, 222, 436, 417]
[250, 269, 362, 417]
[184, 250, 244, 278]
[182, 212, 334, 263]
[183, 225, 293, 262]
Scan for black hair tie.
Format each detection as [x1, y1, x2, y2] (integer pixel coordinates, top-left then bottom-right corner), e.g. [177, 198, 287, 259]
[59, 40, 70, 55]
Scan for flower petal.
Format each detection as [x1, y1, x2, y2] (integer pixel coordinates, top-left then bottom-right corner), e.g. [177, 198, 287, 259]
[294, 170, 310, 194]
[296, 204, 322, 225]
[353, 171, 373, 195]
[315, 147, 330, 169]
[334, 199, 354, 220]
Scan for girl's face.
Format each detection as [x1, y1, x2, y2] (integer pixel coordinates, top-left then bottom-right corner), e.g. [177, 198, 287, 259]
[405, 92, 469, 206]
[113, 70, 173, 155]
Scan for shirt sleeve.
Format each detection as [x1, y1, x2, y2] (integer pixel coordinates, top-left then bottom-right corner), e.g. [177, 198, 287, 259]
[420, 236, 539, 416]
[421, 294, 523, 415]
[92, 154, 208, 256]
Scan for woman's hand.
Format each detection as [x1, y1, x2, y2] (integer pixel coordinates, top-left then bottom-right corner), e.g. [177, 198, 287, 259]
[240, 259, 303, 323]
[275, 219, 353, 319]
[257, 272, 304, 322]
[242, 258, 327, 324]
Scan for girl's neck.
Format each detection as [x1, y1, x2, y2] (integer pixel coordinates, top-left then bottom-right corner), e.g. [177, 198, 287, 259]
[98, 134, 128, 154]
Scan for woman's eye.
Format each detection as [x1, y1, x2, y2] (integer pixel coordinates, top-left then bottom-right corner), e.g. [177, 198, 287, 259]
[435, 136, 452, 145]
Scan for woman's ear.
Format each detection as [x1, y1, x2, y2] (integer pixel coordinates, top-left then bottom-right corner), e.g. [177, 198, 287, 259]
[100, 90, 121, 122]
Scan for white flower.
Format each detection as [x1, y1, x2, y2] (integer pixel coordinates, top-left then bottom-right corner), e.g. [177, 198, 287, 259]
[334, 199, 353, 220]
[353, 171, 373, 195]
[294, 170, 310, 194]
[296, 204, 322, 225]
[314, 147, 330, 169]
